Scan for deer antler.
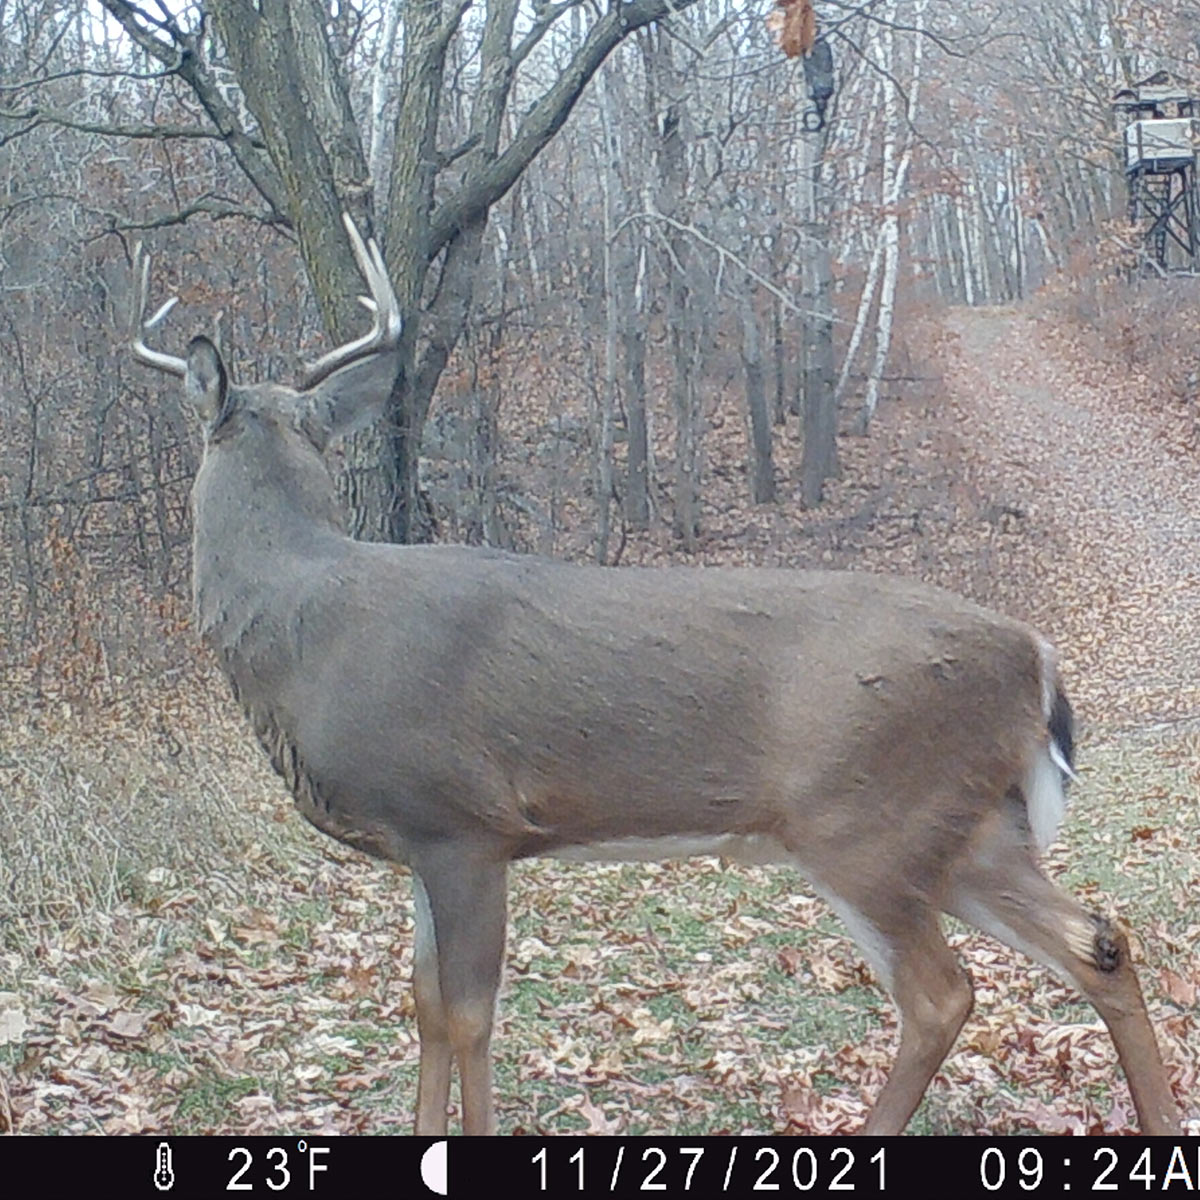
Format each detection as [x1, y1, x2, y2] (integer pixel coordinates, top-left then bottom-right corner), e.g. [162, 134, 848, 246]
[300, 213, 402, 389]
[129, 214, 399, 388]
[130, 243, 187, 377]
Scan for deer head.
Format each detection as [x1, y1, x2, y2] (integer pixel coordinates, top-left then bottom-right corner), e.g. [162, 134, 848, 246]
[128, 216, 1182, 1137]
[131, 211, 401, 449]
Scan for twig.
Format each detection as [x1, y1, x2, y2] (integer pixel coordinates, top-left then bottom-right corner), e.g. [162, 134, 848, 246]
[614, 209, 852, 326]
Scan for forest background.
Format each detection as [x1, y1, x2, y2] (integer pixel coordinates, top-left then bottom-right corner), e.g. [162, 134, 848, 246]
[0, 0, 1198, 1135]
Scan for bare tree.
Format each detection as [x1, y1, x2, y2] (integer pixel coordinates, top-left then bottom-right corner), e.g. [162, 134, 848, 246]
[94, 0, 704, 542]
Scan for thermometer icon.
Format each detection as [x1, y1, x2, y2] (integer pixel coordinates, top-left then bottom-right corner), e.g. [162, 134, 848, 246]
[153, 1141, 175, 1191]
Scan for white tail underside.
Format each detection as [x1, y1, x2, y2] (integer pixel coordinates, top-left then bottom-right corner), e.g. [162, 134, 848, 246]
[1025, 745, 1067, 853]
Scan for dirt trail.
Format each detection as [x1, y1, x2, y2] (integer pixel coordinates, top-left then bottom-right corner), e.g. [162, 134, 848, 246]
[934, 306, 1200, 731]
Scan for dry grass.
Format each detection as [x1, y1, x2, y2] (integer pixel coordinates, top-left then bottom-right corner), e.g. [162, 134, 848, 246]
[0, 690, 308, 960]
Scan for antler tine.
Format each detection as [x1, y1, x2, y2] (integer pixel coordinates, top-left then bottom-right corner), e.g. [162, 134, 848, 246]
[301, 212, 402, 389]
[130, 243, 188, 377]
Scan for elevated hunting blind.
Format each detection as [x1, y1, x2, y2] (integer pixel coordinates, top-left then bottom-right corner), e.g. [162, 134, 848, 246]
[1114, 71, 1200, 270]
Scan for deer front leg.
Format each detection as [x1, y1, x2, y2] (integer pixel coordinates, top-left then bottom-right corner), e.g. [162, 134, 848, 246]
[412, 846, 508, 1135]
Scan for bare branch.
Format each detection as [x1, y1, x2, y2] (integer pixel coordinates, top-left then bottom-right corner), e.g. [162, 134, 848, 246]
[437, 0, 474, 51]
[616, 209, 851, 324]
[823, 0, 996, 57]
[1105, 231, 1170, 280]
[98, 0, 286, 217]
[0, 118, 39, 151]
[425, 0, 704, 261]
[437, 132, 482, 169]
[511, 0, 586, 71]
[0, 105, 247, 144]
[117, 199, 284, 233]
[0, 192, 275, 240]
[2, 62, 183, 94]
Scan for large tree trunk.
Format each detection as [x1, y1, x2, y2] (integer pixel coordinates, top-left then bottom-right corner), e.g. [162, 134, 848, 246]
[855, 0, 925, 435]
[623, 265, 651, 529]
[645, 30, 700, 548]
[104, 0, 704, 543]
[772, 292, 788, 426]
[800, 221, 837, 508]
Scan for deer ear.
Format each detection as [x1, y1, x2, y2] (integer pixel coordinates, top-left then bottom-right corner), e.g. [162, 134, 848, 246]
[298, 349, 399, 451]
[184, 336, 229, 430]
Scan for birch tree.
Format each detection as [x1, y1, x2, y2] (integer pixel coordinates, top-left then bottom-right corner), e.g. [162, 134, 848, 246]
[835, 0, 928, 434]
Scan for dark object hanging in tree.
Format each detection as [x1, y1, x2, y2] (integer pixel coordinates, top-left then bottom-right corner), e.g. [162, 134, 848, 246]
[803, 37, 835, 132]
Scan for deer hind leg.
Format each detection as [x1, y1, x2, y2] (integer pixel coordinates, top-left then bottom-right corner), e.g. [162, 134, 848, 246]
[856, 912, 973, 1134]
[861, 928, 974, 1134]
[810, 881, 973, 1135]
[411, 873, 452, 1134]
[947, 814, 1181, 1135]
[410, 849, 508, 1136]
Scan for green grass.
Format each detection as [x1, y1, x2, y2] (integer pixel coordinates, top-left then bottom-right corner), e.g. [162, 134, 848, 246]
[173, 1073, 271, 1127]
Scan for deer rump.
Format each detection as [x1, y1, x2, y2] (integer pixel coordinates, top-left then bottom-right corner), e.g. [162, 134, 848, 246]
[216, 545, 1064, 887]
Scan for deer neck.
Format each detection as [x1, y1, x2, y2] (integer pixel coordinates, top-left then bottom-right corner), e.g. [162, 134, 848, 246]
[189, 427, 347, 661]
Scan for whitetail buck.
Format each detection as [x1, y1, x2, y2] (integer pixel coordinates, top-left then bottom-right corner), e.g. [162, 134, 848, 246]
[129, 215, 1181, 1136]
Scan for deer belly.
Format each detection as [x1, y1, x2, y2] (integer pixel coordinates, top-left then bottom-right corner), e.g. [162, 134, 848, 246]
[549, 831, 792, 865]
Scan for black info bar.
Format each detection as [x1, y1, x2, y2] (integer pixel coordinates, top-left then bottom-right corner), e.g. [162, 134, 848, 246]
[2, 1135, 1197, 1198]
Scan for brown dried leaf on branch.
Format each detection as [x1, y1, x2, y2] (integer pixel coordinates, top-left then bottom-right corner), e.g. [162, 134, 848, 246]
[766, 0, 817, 58]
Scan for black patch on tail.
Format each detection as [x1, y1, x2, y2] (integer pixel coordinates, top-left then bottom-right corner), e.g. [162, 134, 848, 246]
[1049, 684, 1074, 782]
